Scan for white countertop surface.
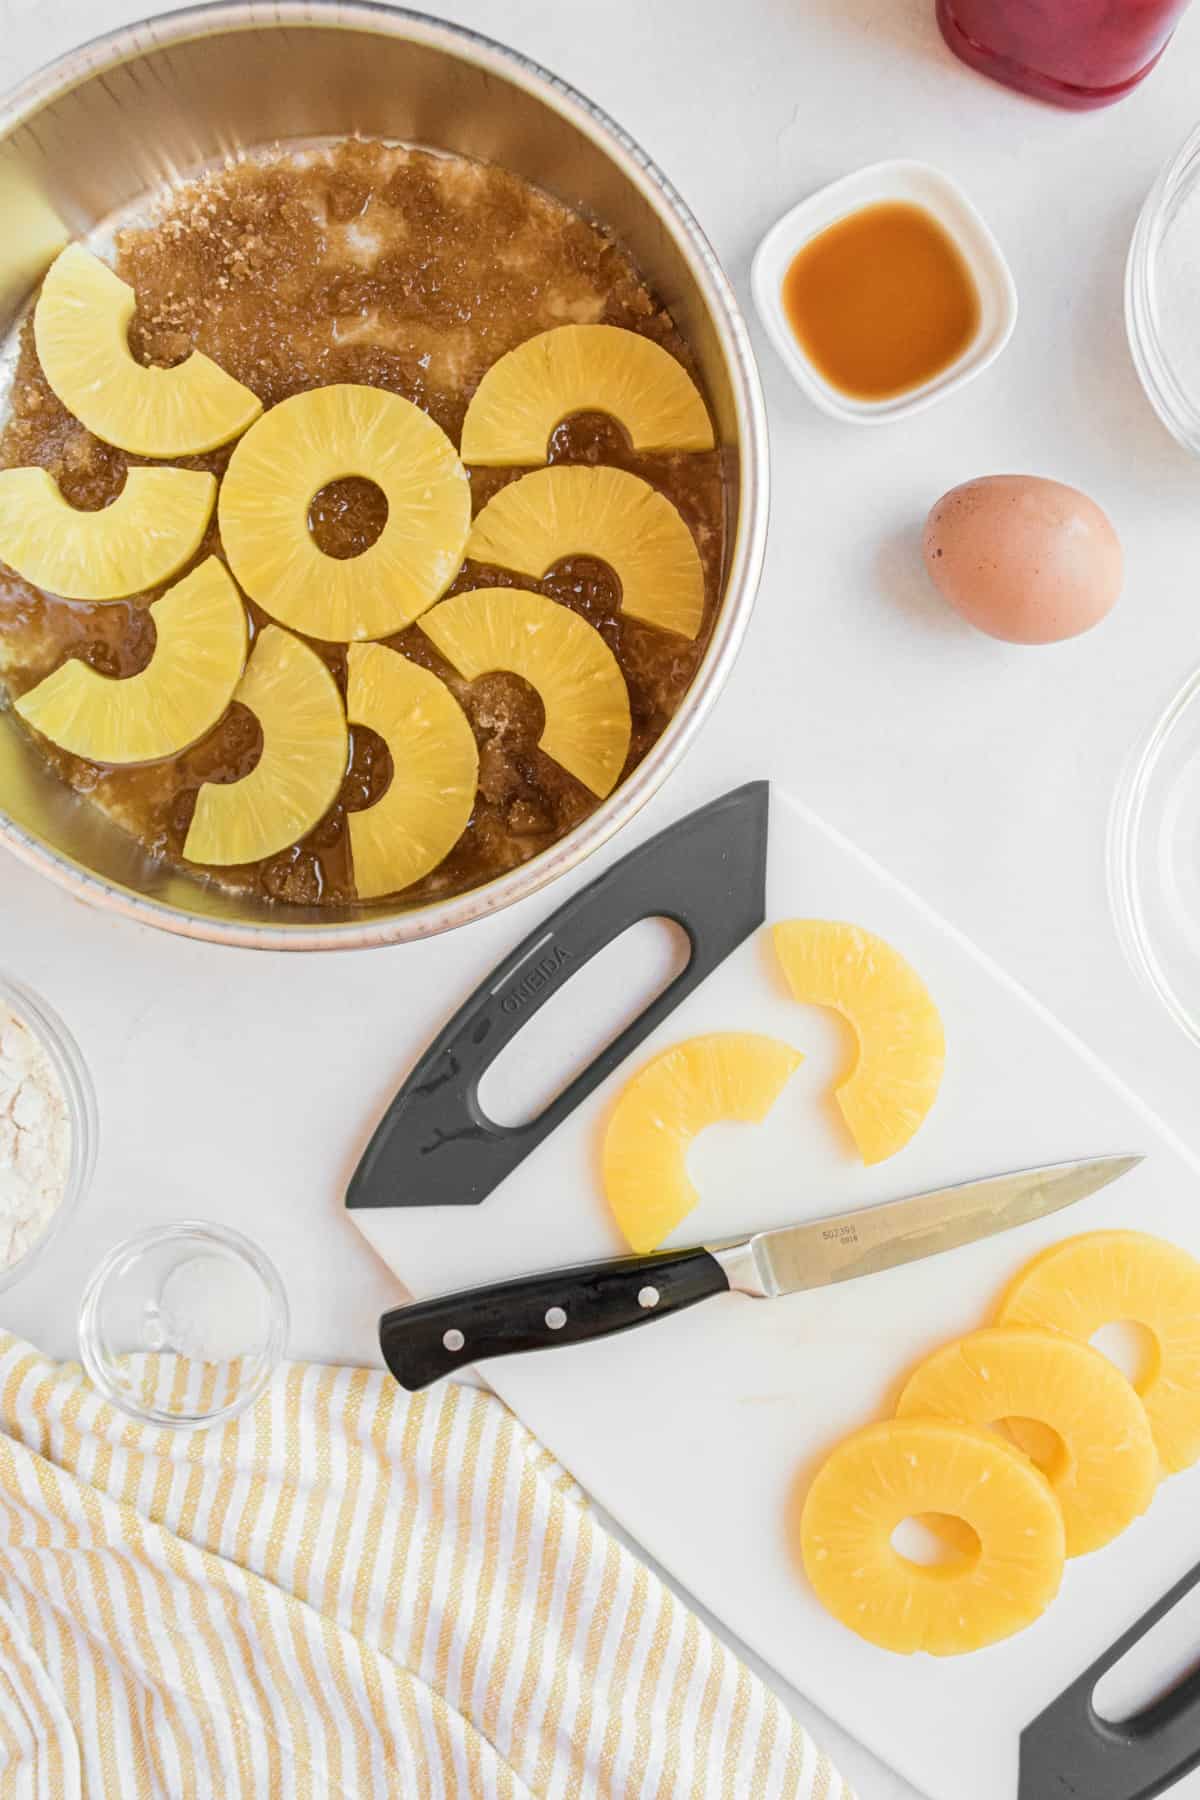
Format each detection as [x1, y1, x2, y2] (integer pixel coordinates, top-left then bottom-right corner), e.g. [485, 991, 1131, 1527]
[5, 0, 1200, 1793]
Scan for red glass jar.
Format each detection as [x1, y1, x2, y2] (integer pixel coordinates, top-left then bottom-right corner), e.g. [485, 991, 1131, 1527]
[937, 0, 1193, 108]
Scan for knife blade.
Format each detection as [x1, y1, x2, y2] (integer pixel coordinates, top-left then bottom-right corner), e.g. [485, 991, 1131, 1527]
[379, 1153, 1142, 1391]
[714, 1154, 1143, 1299]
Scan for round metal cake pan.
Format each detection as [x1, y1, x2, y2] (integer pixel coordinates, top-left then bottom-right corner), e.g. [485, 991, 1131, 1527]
[0, 2, 769, 951]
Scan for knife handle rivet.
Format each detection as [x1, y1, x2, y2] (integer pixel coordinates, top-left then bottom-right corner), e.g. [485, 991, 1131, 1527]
[545, 1307, 567, 1331]
[442, 1328, 465, 1353]
[638, 1286, 661, 1310]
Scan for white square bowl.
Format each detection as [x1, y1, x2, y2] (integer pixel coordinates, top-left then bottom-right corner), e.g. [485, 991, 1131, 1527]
[751, 159, 1018, 424]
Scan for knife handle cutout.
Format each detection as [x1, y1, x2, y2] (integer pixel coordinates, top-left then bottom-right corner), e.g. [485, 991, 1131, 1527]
[1020, 1555, 1200, 1800]
[477, 916, 690, 1127]
[1093, 1578, 1200, 1725]
[346, 782, 770, 1211]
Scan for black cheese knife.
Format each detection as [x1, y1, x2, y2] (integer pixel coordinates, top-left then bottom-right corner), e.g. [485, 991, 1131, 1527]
[379, 1153, 1141, 1391]
[1020, 1558, 1200, 1800]
[347, 781, 771, 1212]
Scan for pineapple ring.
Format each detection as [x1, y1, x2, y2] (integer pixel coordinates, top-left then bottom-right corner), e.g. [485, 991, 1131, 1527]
[772, 920, 945, 1165]
[997, 1230, 1200, 1476]
[345, 643, 478, 900]
[459, 324, 715, 465]
[465, 466, 705, 640]
[896, 1327, 1157, 1556]
[15, 557, 246, 764]
[34, 244, 261, 457]
[801, 1418, 1065, 1656]
[218, 385, 470, 642]
[603, 1033, 803, 1253]
[184, 625, 347, 866]
[419, 587, 632, 798]
[0, 465, 215, 601]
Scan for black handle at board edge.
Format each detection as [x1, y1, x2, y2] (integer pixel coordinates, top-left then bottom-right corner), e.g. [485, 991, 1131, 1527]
[1018, 1554, 1200, 1800]
[347, 781, 770, 1211]
[379, 1247, 730, 1391]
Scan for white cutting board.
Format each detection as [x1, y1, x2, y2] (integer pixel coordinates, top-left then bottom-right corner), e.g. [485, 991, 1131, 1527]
[350, 785, 1200, 1800]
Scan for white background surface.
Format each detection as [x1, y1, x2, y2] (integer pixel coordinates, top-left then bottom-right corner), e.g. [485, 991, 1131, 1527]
[4, 0, 1200, 1794]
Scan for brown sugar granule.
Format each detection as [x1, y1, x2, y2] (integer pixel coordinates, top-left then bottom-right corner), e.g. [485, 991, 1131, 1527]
[0, 140, 726, 907]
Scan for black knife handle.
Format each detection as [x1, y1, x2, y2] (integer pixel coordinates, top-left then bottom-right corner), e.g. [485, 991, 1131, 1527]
[1019, 1554, 1200, 1800]
[379, 1248, 731, 1390]
[346, 783, 769, 1210]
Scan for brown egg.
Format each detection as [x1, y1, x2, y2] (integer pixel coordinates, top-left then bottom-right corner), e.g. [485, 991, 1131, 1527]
[923, 475, 1122, 644]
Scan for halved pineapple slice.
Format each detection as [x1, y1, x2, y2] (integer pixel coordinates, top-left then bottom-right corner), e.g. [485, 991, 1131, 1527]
[0, 465, 215, 600]
[997, 1231, 1200, 1476]
[34, 244, 261, 457]
[218, 385, 470, 642]
[184, 625, 347, 866]
[419, 587, 631, 797]
[460, 324, 714, 465]
[15, 556, 245, 763]
[465, 466, 704, 639]
[345, 643, 478, 900]
[896, 1327, 1156, 1556]
[801, 1417, 1065, 1656]
[603, 1033, 803, 1253]
[772, 921, 945, 1164]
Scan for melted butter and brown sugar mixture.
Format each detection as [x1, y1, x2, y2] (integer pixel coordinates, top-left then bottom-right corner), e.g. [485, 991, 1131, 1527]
[0, 141, 725, 907]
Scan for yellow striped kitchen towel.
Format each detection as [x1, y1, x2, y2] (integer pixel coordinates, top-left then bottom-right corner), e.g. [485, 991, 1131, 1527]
[0, 1333, 851, 1799]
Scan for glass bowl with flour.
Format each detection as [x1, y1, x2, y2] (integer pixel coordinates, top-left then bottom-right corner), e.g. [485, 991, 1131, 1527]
[0, 973, 96, 1291]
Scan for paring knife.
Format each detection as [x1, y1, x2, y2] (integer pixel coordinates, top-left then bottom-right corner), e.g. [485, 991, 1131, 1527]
[379, 1152, 1141, 1391]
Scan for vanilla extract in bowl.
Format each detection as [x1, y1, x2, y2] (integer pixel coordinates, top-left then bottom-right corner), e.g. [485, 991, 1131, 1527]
[781, 200, 981, 402]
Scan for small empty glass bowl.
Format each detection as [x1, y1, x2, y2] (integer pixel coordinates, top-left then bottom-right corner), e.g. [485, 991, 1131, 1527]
[1127, 119, 1200, 455]
[1109, 661, 1200, 1047]
[78, 1220, 289, 1427]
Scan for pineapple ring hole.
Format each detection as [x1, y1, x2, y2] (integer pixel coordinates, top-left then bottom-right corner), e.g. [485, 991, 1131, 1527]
[540, 555, 623, 620]
[467, 670, 547, 754]
[181, 702, 264, 786]
[341, 723, 394, 813]
[994, 1417, 1071, 1486]
[55, 462, 131, 515]
[307, 477, 389, 560]
[125, 313, 195, 371]
[548, 411, 632, 462]
[890, 1514, 981, 1571]
[77, 604, 158, 680]
[1089, 1320, 1161, 1393]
